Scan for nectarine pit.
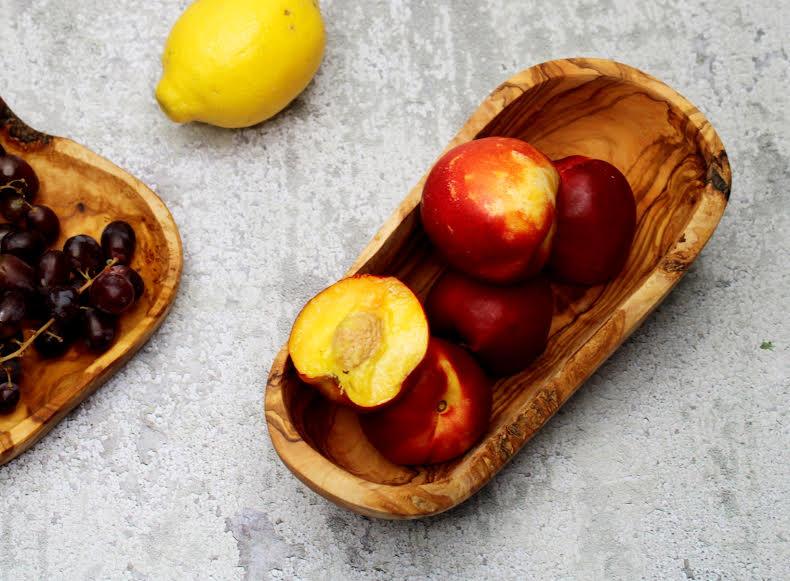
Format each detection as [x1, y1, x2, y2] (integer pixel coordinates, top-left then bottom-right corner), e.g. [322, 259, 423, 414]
[331, 311, 383, 371]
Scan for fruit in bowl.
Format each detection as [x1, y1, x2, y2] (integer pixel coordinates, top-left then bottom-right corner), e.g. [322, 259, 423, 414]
[420, 137, 559, 284]
[426, 270, 554, 376]
[267, 60, 730, 518]
[360, 338, 492, 465]
[282, 143, 639, 469]
[549, 156, 636, 285]
[0, 144, 146, 414]
[288, 275, 429, 411]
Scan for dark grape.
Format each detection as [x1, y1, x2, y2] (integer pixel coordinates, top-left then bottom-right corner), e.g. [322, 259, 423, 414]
[1, 230, 45, 265]
[0, 381, 20, 413]
[63, 234, 103, 276]
[101, 221, 135, 265]
[0, 332, 22, 356]
[0, 190, 28, 222]
[34, 320, 75, 358]
[72, 279, 91, 306]
[0, 223, 17, 246]
[82, 307, 117, 353]
[0, 153, 39, 201]
[0, 291, 27, 340]
[89, 271, 134, 314]
[108, 265, 144, 301]
[0, 358, 22, 384]
[0, 254, 35, 293]
[45, 286, 80, 321]
[25, 289, 49, 324]
[25, 205, 60, 244]
[0, 154, 137, 375]
[37, 250, 71, 288]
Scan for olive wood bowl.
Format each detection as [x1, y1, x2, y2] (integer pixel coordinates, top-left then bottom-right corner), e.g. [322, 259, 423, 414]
[0, 97, 182, 465]
[266, 58, 731, 519]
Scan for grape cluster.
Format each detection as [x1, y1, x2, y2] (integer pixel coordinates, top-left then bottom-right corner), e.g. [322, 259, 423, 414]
[0, 143, 143, 413]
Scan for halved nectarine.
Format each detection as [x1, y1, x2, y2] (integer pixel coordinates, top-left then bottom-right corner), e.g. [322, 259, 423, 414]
[288, 275, 429, 410]
[361, 338, 492, 465]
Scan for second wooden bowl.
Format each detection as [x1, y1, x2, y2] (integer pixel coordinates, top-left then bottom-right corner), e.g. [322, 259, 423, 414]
[266, 58, 731, 519]
[0, 98, 182, 465]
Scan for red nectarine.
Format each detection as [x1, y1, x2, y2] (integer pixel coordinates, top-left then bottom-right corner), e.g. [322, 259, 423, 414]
[361, 338, 492, 465]
[549, 156, 636, 285]
[426, 271, 553, 376]
[421, 137, 559, 284]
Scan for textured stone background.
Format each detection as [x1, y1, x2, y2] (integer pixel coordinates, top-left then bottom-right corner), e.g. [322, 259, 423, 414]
[1, 0, 788, 579]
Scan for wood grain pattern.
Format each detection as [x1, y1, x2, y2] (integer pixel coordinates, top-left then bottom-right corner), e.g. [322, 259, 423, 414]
[266, 58, 731, 519]
[0, 98, 183, 465]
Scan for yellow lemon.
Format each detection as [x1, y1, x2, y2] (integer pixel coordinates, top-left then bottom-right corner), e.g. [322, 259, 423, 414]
[156, 0, 325, 128]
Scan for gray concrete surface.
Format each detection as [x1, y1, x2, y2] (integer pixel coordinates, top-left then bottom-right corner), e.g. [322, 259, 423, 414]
[1, 0, 788, 579]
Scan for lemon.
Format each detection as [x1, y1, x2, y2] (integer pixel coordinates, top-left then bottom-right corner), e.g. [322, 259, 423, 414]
[156, 0, 325, 128]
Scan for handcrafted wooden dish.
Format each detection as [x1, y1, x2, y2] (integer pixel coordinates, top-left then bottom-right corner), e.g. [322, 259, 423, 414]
[266, 58, 730, 519]
[0, 98, 182, 465]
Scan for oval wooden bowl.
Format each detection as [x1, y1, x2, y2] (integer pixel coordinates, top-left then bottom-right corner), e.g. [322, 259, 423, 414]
[266, 58, 731, 519]
[0, 98, 182, 465]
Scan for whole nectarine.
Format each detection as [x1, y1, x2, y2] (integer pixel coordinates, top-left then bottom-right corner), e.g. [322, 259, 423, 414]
[550, 156, 636, 285]
[426, 271, 553, 376]
[421, 137, 559, 284]
[288, 275, 429, 410]
[360, 338, 492, 465]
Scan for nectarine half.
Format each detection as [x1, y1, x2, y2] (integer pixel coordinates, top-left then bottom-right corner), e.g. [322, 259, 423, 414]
[288, 275, 429, 410]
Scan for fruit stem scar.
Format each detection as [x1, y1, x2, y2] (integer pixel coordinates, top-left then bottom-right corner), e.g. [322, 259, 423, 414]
[331, 311, 383, 371]
[437, 400, 448, 413]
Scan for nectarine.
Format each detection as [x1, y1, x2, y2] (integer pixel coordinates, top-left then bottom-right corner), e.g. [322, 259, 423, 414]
[288, 275, 429, 410]
[426, 271, 553, 376]
[421, 137, 559, 284]
[550, 156, 636, 285]
[361, 338, 492, 465]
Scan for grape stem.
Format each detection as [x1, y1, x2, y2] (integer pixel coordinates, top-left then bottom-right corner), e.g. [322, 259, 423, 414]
[0, 319, 57, 364]
[0, 179, 27, 197]
[0, 257, 118, 364]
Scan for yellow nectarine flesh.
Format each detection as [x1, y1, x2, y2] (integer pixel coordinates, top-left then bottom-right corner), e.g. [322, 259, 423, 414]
[288, 275, 429, 409]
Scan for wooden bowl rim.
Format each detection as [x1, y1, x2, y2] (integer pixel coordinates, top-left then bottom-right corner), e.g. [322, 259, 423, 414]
[265, 58, 731, 519]
[0, 98, 184, 465]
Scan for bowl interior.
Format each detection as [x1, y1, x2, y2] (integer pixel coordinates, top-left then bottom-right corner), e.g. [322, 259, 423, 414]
[278, 73, 710, 486]
[0, 138, 178, 451]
